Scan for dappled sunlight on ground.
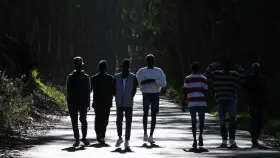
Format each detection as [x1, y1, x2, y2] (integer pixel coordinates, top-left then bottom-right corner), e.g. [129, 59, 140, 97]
[20, 91, 280, 157]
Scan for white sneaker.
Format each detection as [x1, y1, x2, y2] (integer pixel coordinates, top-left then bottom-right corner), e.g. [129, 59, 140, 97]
[143, 134, 148, 141]
[124, 141, 130, 148]
[115, 138, 123, 147]
[148, 136, 155, 143]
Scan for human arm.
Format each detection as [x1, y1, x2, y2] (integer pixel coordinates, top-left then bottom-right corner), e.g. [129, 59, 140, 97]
[132, 76, 139, 97]
[181, 88, 188, 112]
[66, 75, 71, 105]
[86, 76, 91, 111]
[181, 77, 189, 112]
[155, 68, 167, 87]
[113, 77, 116, 96]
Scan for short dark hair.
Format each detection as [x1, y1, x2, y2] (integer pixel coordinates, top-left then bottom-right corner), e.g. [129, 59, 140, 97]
[99, 60, 107, 71]
[146, 54, 155, 62]
[122, 59, 131, 66]
[252, 63, 260, 68]
[73, 56, 84, 69]
[191, 62, 200, 72]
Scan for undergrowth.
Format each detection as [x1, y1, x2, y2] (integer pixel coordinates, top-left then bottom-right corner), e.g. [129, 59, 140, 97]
[31, 70, 67, 108]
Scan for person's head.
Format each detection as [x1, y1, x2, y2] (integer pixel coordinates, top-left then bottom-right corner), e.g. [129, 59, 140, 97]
[99, 60, 108, 73]
[191, 62, 200, 73]
[222, 58, 232, 72]
[146, 54, 155, 67]
[252, 63, 261, 74]
[122, 59, 131, 72]
[73, 56, 84, 71]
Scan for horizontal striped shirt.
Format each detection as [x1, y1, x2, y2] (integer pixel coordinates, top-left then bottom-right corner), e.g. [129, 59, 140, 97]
[211, 70, 240, 101]
[205, 63, 246, 89]
[183, 74, 208, 107]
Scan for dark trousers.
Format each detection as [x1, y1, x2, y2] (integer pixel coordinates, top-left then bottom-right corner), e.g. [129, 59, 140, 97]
[68, 105, 88, 140]
[189, 107, 206, 140]
[94, 106, 111, 139]
[249, 103, 264, 142]
[143, 93, 159, 136]
[117, 107, 133, 141]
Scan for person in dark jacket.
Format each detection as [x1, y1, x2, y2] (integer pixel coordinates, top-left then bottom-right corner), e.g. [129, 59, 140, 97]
[91, 60, 114, 144]
[114, 59, 138, 148]
[245, 63, 267, 148]
[66, 56, 91, 147]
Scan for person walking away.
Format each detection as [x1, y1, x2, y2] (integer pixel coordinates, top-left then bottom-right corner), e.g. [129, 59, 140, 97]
[181, 62, 208, 148]
[211, 59, 240, 148]
[91, 60, 114, 144]
[114, 59, 138, 148]
[66, 56, 91, 147]
[245, 63, 267, 148]
[136, 54, 167, 143]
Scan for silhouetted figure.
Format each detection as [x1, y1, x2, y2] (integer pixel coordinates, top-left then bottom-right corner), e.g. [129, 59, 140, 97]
[91, 60, 114, 144]
[245, 63, 267, 148]
[210, 58, 240, 148]
[136, 54, 167, 143]
[66, 57, 91, 147]
[114, 59, 138, 148]
[182, 62, 208, 148]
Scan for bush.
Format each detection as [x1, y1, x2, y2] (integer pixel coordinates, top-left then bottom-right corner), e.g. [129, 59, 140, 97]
[31, 70, 67, 108]
[0, 72, 33, 132]
[164, 87, 182, 103]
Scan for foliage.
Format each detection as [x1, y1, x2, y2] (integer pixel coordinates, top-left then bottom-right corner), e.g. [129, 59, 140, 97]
[31, 70, 67, 108]
[0, 72, 33, 131]
[163, 87, 182, 103]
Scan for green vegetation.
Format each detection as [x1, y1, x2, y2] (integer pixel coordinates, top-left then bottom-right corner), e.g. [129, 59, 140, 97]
[31, 70, 67, 108]
[0, 72, 33, 131]
[0, 70, 67, 133]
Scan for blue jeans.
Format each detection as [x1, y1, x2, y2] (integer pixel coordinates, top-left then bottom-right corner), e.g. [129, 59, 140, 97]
[217, 99, 236, 140]
[189, 107, 206, 140]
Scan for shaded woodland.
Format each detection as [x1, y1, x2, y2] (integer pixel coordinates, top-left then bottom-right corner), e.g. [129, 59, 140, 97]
[1, 0, 280, 118]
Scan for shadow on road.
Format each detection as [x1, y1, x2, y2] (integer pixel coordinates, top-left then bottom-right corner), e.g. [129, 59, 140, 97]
[111, 147, 134, 153]
[88, 143, 111, 148]
[139, 143, 162, 149]
[61, 146, 86, 152]
[183, 147, 209, 153]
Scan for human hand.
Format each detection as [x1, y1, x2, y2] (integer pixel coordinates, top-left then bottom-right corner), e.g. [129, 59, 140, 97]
[181, 103, 186, 112]
[181, 106, 186, 112]
[146, 79, 155, 83]
[141, 79, 155, 85]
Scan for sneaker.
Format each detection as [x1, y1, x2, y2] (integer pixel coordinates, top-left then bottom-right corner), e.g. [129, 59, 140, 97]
[219, 140, 227, 148]
[199, 136, 203, 146]
[82, 138, 90, 146]
[148, 136, 155, 144]
[230, 139, 238, 148]
[99, 138, 105, 144]
[115, 138, 123, 147]
[143, 134, 148, 141]
[192, 141, 197, 148]
[73, 140, 80, 147]
[124, 141, 130, 148]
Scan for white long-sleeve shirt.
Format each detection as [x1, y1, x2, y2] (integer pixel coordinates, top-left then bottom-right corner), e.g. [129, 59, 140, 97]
[136, 67, 167, 93]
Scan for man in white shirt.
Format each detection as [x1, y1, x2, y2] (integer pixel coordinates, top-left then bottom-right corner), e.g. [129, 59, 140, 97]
[136, 54, 167, 143]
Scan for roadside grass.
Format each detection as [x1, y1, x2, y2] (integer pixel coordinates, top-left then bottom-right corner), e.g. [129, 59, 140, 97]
[31, 70, 67, 109]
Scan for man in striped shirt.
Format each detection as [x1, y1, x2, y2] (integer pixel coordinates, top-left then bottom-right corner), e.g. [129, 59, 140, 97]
[210, 59, 240, 148]
[182, 62, 208, 148]
[205, 62, 246, 87]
